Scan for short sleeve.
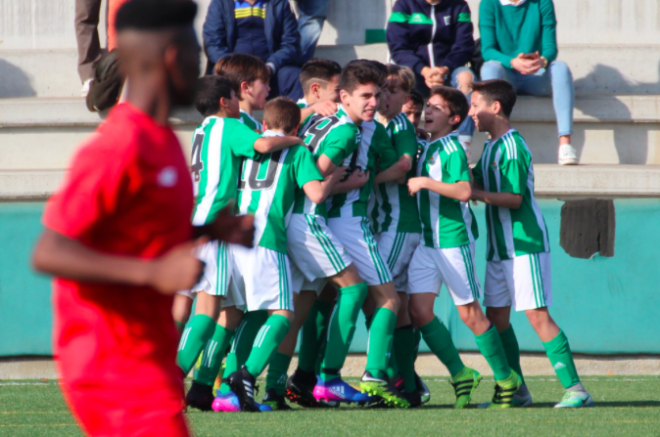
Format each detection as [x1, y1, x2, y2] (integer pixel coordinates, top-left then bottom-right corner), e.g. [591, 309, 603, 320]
[292, 146, 323, 188]
[228, 121, 262, 159]
[375, 125, 398, 170]
[443, 149, 471, 184]
[392, 117, 419, 158]
[43, 142, 127, 239]
[321, 125, 359, 166]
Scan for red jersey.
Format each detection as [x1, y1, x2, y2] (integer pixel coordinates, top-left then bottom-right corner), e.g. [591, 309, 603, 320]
[43, 103, 193, 389]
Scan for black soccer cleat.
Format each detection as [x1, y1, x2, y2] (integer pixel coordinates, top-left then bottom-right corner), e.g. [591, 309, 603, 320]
[227, 367, 261, 412]
[285, 368, 331, 408]
[262, 389, 293, 410]
[185, 381, 215, 411]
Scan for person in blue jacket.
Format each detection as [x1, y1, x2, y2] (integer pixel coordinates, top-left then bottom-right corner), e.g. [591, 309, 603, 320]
[387, 0, 476, 152]
[203, 0, 304, 100]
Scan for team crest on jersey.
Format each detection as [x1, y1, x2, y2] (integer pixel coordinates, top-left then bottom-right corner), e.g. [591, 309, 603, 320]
[490, 161, 498, 169]
[443, 16, 451, 25]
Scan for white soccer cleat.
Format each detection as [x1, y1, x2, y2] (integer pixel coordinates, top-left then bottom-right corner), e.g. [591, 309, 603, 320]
[558, 144, 578, 165]
[554, 390, 595, 408]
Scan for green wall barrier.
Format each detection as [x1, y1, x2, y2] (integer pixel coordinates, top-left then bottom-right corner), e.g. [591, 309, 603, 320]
[2, 199, 660, 357]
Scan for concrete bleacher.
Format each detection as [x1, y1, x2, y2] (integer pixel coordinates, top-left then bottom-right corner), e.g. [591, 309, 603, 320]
[0, 0, 659, 199]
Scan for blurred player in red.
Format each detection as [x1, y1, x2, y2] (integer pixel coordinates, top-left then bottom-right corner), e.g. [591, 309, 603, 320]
[31, 1, 253, 435]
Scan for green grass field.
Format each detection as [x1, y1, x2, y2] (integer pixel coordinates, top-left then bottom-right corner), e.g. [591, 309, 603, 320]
[2, 376, 660, 437]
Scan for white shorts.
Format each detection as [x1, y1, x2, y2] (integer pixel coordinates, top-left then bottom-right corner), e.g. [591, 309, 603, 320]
[376, 232, 421, 292]
[232, 244, 294, 312]
[483, 252, 553, 312]
[287, 214, 352, 282]
[407, 243, 481, 306]
[176, 240, 232, 299]
[290, 263, 328, 295]
[327, 216, 392, 286]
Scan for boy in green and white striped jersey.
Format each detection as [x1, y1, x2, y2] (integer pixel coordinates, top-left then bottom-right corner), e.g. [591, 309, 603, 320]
[407, 86, 519, 409]
[469, 79, 593, 409]
[214, 53, 270, 131]
[176, 77, 303, 411]
[220, 97, 346, 413]
[297, 58, 342, 135]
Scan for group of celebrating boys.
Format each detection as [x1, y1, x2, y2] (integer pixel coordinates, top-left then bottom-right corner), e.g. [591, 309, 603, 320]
[34, 1, 593, 436]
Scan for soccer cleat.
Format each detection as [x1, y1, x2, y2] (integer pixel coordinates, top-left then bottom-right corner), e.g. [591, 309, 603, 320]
[360, 371, 410, 408]
[285, 368, 332, 408]
[415, 373, 431, 404]
[262, 389, 292, 410]
[313, 377, 372, 406]
[450, 367, 483, 409]
[487, 371, 522, 409]
[227, 367, 261, 412]
[558, 144, 578, 165]
[211, 391, 273, 412]
[554, 390, 595, 408]
[512, 384, 533, 407]
[185, 381, 215, 411]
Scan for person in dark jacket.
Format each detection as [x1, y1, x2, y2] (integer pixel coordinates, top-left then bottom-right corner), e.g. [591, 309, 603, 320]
[387, 0, 476, 152]
[203, 0, 304, 100]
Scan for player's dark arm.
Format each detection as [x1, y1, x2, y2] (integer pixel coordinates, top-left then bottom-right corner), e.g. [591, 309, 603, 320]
[192, 205, 255, 247]
[303, 166, 348, 204]
[374, 154, 412, 185]
[471, 189, 523, 209]
[408, 178, 472, 202]
[32, 228, 205, 295]
[331, 169, 370, 195]
[254, 136, 304, 154]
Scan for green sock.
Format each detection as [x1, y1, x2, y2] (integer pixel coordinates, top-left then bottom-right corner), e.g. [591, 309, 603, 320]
[386, 349, 399, 379]
[298, 300, 334, 373]
[193, 324, 234, 386]
[394, 325, 417, 393]
[475, 325, 511, 382]
[499, 325, 525, 385]
[266, 352, 293, 395]
[245, 315, 291, 377]
[320, 282, 369, 381]
[177, 314, 215, 374]
[420, 317, 464, 377]
[220, 310, 268, 394]
[365, 307, 397, 379]
[413, 326, 421, 363]
[543, 330, 580, 389]
[175, 320, 186, 335]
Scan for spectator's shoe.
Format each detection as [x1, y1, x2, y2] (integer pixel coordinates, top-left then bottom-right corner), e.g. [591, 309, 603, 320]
[360, 371, 410, 408]
[285, 368, 332, 408]
[185, 381, 214, 411]
[558, 144, 579, 165]
[313, 377, 372, 406]
[487, 370, 522, 409]
[451, 367, 483, 409]
[227, 367, 261, 412]
[554, 390, 595, 408]
[512, 384, 533, 407]
[262, 389, 292, 410]
[81, 79, 93, 97]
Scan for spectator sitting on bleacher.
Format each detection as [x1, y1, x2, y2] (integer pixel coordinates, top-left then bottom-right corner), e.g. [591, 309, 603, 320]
[387, 0, 477, 152]
[203, 0, 304, 100]
[479, 0, 578, 165]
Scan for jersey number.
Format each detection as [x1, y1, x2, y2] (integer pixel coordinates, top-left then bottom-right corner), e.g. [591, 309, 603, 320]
[239, 151, 283, 190]
[191, 133, 205, 181]
[304, 115, 341, 152]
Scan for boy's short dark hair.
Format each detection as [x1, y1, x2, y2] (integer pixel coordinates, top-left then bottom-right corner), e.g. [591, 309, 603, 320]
[470, 79, 517, 118]
[299, 58, 342, 93]
[115, 0, 196, 32]
[195, 76, 234, 117]
[263, 97, 301, 134]
[429, 86, 469, 128]
[408, 88, 424, 108]
[213, 54, 270, 99]
[340, 60, 384, 93]
[386, 64, 415, 94]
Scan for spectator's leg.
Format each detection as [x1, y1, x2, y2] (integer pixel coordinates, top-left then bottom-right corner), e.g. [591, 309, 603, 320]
[75, 0, 103, 84]
[297, 0, 330, 64]
[275, 66, 304, 101]
[479, 61, 507, 82]
[450, 67, 477, 155]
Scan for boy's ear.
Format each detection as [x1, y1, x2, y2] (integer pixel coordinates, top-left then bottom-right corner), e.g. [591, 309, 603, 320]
[492, 100, 503, 116]
[262, 120, 269, 131]
[289, 124, 300, 136]
[449, 114, 462, 127]
[310, 82, 321, 97]
[240, 80, 250, 95]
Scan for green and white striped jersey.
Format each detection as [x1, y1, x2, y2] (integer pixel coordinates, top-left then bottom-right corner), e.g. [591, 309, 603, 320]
[297, 98, 320, 136]
[371, 113, 421, 234]
[293, 105, 360, 218]
[327, 120, 399, 218]
[417, 133, 478, 249]
[239, 109, 262, 131]
[238, 130, 323, 254]
[472, 129, 550, 261]
[191, 116, 261, 226]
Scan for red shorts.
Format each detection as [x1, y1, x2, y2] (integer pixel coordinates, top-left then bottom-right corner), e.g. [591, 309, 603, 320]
[61, 383, 189, 437]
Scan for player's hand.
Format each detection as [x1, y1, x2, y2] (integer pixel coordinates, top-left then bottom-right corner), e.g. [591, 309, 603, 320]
[407, 177, 427, 195]
[346, 169, 369, 189]
[148, 237, 207, 295]
[206, 206, 255, 247]
[328, 166, 349, 182]
[312, 100, 338, 117]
